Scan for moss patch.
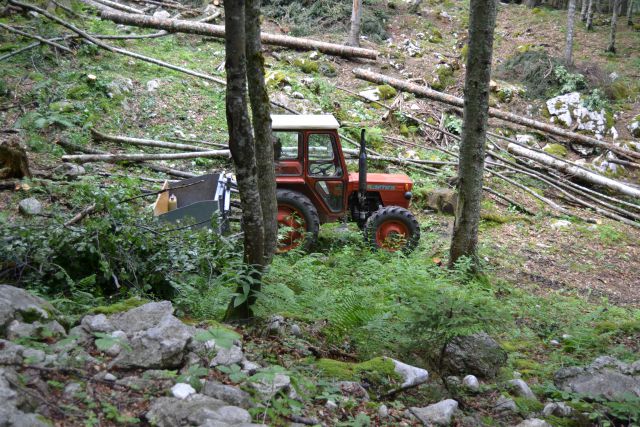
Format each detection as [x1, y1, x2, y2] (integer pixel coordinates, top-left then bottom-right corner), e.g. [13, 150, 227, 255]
[543, 143, 568, 158]
[377, 84, 397, 100]
[316, 357, 401, 384]
[90, 297, 150, 315]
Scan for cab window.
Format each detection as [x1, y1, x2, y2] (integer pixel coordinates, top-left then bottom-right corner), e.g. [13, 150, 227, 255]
[274, 131, 299, 160]
[307, 133, 342, 177]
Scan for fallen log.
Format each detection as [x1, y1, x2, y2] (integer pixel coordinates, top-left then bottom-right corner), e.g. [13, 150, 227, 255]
[62, 150, 230, 163]
[0, 23, 73, 54]
[507, 143, 640, 199]
[353, 68, 640, 160]
[99, 10, 379, 59]
[91, 0, 144, 14]
[91, 129, 210, 152]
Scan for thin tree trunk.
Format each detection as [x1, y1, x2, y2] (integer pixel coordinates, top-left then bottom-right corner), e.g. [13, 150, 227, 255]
[91, 129, 210, 152]
[628, 0, 635, 24]
[607, 0, 622, 52]
[61, 150, 230, 162]
[99, 9, 379, 59]
[580, 0, 589, 19]
[346, 0, 363, 47]
[587, 0, 596, 28]
[449, 0, 497, 269]
[566, 0, 577, 65]
[245, 0, 277, 265]
[525, 0, 540, 7]
[224, 0, 264, 321]
[352, 68, 640, 160]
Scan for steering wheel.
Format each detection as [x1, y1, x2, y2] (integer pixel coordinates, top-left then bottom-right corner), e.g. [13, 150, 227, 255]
[310, 162, 334, 176]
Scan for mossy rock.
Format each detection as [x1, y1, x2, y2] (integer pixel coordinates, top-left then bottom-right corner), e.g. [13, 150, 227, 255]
[428, 28, 443, 43]
[315, 357, 402, 392]
[319, 62, 337, 77]
[376, 84, 397, 100]
[543, 143, 568, 157]
[265, 71, 290, 88]
[293, 59, 319, 74]
[399, 123, 410, 136]
[90, 297, 150, 315]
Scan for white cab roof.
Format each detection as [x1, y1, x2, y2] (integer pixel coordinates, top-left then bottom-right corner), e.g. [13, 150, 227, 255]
[271, 114, 340, 130]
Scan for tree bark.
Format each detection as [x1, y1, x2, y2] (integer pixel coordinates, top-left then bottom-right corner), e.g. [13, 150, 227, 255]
[587, 0, 595, 28]
[525, 0, 540, 8]
[627, 0, 634, 24]
[565, 0, 577, 65]
[352, 68, 640, 160]
[62, 150, 230, 162]
[346, 0, 363, 47]
[607, 0, 622, 52]
[580, 0, 589, 19]
[91, 129, 211, 152]
[99, 10, 379, 59]
[448, 0, 497, 269]
[507, 143, 640, 199]
[245, 0, 277, 265]
[224, 0, 264, 321]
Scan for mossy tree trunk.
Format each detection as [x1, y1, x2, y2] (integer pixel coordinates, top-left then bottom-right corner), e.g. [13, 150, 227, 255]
[347, 0, 363, 47]
[245, 0, 277, 266]
[566, 0, 577, 65]
[581, 0, 589, 20]
[586, 0, 596, 28]
[223, 0, 265, 321]
[628, 0, 635, 24]
[448, 0, 497, 270]
[607, 0, 622, 52]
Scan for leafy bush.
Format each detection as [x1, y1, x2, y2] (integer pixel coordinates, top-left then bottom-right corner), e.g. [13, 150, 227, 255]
[554, 66, 587, 94]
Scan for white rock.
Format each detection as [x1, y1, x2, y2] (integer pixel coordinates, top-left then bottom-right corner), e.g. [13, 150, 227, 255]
[546, 92, 611, 138]
[378, 404, 389, 418]
[153, 9, 171, 19]
[210, 345, 244, 367]
[325, 400, 338, 410]
[551, 219, 572, 230]
[104, 373, 117, 382]
[508, 379, 537, 400]
[146, 79, 161, 92]
[309, 51, 319, 60]
[543, 401, 573, 417]
[171, 383, 196, 399]
[516, 419, 552, 427]
[516, 134, 537, 146]
[291, 91, 305, 100]
[550, 339, 561, 346]
[462, 375, 480, 391]
[391, 358, 428, 388]
[240, 359, 261, 374]
[410, 399, 458, 426]
[358, 88, 380, 102]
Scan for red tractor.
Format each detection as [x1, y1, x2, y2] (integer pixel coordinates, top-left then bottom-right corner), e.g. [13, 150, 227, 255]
[272, 114, 420, 253]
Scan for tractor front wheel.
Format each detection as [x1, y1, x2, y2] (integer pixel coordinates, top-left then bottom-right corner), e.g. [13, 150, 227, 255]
[276, 190, 320, 253]
[364, 206, 420, 253]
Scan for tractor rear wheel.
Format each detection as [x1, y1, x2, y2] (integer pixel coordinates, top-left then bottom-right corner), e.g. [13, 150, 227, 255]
[276, 189, 320, 253]
[364, 206, 420, 253]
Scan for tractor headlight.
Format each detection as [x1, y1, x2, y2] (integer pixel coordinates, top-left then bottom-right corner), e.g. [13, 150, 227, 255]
[404, 191, 412, 200]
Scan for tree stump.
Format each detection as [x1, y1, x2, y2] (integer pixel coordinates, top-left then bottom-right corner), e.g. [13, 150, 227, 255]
[0, 137, 31, 179]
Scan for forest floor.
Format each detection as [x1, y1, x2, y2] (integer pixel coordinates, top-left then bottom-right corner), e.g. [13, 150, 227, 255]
[1, 0, 640, 425]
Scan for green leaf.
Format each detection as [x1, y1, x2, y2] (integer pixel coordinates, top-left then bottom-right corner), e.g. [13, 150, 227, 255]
[194, 326, 241, 349]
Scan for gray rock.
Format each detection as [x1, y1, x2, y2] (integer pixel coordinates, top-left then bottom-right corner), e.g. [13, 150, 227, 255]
[202, 381, 253, 408]
[290, 324, 302, 337]
[391, 358, 428, 388]
[116, 376, 155, 391]
[18, 198, 42, 216]
[410, 399, 458, 426]
[0, 340, 25, 365]
[55, 348, 100, 368]
[81, 314, 114, 333]
[6, 319, 66, 340]
[210, 345, 244, 367]
[378, 404, 389, 419]
[188, 405, 252, 425]
[441, 332, 507, 379]
[290, 91, 305, 99]
[629, 117, 640, 138]
[109, 301, 174, 334]
[508, 379, 536, 400]
[249, 373, 290, 399]
[146, 78, 161, 92]
[542, 402, 573, 417]
[103, 373, 117, 382]
[266, 315, 284, 336]
[63, 382, 82, 399]
[494, 396, 518, 413]
[53, 163, 85, 178]
[145, 394, 227, 427]
[240, 360, 260, 375]
[554, 356, 640, 400]
[325, 400, 338, 410]
[152, 9, 170, 19]
[103, 330, 128, 357]
[0, 285, 55, 335]
[515, 419, 552, 427]
[337, 381, 370, 401]
[0, 406, 49, 427]
[445, 376, 461, 388]
[0, 368, 18, 407]
[462, 375, 480, 392]
[172, 382, 196, 399]
[21, 348, 46, 364]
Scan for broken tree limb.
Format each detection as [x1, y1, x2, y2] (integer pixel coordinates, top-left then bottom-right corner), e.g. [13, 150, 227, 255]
[62, 149, 230, 163]
[92, 0, 145, 14]
[99, 10, 379, 59]
[91, 129, 210, 152]
[0, 23, 73, 54]
[353, 68, 640, 160]
[507, 143, 640, 199]
[64, 203, 96, 226]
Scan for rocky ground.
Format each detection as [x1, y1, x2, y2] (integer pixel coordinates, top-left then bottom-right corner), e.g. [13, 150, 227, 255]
[1, 285, 639, 426]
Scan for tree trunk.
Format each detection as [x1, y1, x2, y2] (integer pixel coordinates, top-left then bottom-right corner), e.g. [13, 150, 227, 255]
[607, 0, 622, 52]
[448, 0, 497, 269]
[628, 0, 635, 24]
[61, 150, 230, 162]
[346, 0, 363, 47]
[525, 0, 540, 7]
[245, 0, 277, 265]
[581, 0, 589, 20]
[223, 0, 265, 321]
[352, 68, 640, 160]
[99, 10, 379, 59]
[587, 0, 595, 28]
[566, 0, 577, 64]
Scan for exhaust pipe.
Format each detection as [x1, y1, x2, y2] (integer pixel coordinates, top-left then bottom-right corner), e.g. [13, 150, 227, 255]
[358, 129, 367, 220]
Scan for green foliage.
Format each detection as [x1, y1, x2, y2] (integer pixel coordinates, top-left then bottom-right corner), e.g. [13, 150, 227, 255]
[582, 88, 609, 111]
[315, 357, 399, 382]
[554, 66, 587, 95]
[90, 297, 149, 315]
[543, 143, 569, 158]
[94, 332, 131, 353]
[443, 114, 463, 134]
[177, 364, 209, 392]
[194, 326, 241, 350]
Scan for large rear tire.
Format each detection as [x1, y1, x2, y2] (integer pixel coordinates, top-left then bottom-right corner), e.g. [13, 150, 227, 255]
[364, 206, 420, 253]
[276, 189, 320, 253]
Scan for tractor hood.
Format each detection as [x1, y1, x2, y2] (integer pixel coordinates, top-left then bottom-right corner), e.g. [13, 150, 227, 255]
[348, 172, 413, 192]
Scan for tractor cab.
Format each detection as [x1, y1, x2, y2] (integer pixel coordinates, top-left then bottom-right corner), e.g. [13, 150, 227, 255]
[272, 114, 420, 253]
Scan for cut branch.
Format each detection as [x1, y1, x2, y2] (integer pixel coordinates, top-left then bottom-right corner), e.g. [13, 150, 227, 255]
[353, 68, 640, 160]
[62, 150, 230, 163]
[0, 23, 73, 54]
[91, 129, 211, 152]
[99, 10, 379, 59]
